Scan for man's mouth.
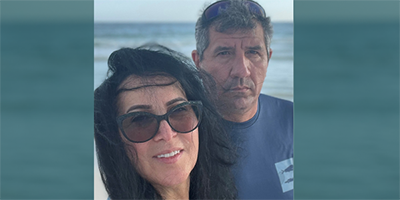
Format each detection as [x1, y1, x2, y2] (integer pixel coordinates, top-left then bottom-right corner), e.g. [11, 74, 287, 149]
[230, 87, 249, 92]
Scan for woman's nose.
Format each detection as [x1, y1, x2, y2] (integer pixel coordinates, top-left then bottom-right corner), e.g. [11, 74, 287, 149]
[152, 120, 178, 142]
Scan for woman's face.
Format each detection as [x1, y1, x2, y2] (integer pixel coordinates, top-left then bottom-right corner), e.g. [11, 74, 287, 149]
[117, 75, 199, 189]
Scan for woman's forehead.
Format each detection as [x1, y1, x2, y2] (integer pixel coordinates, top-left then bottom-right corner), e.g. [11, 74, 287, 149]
[116, 75, 187, 114]
[118, 75, 177, 90]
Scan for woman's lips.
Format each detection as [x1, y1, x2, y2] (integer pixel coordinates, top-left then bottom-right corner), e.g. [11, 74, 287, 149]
[156, 150, 181, 158]
[153, 149, 183, 164]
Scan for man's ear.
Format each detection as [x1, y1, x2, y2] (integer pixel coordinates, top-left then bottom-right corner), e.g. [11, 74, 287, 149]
[191, 50, 200, 68]
[268, 48, 273, 61]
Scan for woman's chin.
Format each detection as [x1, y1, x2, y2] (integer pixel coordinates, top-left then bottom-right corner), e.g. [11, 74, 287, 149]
[152, 171, 190, 188]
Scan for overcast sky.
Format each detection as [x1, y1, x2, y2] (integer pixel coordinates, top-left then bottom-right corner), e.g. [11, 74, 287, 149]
[95, 0, 293, 23]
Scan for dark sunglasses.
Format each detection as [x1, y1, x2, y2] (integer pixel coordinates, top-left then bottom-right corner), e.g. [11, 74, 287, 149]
[203, 0, 266, 21]
[117, 101, 203, 143]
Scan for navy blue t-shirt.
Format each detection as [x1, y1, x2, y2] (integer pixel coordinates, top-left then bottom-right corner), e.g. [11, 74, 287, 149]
[225, 94, 293, 199]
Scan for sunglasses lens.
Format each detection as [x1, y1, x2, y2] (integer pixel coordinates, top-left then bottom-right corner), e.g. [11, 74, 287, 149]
[204, 0, 265, 20]
[247, 2, 265, 16]
[169, 104, 201, 133]
[122, 114, 158, 142]
[119, 102, 202, 143]
[204, 1, 229, 20]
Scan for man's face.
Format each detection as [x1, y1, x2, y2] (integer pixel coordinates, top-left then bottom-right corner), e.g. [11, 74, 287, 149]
[193, 23, 271, 121]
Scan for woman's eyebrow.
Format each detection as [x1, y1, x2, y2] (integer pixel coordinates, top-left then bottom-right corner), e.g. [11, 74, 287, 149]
[126, 105, 151, 114]
[166, 97, 187, 107]
[125, 97, 186, 114]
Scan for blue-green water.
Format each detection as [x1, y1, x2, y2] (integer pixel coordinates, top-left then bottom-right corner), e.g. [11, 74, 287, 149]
[1, 21, 94, 198]
[294, 22, 399, 199]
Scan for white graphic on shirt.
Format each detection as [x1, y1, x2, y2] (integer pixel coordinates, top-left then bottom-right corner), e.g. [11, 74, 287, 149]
[275, 158, 294, 193]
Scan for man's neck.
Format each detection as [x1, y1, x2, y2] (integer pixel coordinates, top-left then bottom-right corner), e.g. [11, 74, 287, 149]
[222, 101, 258, 123]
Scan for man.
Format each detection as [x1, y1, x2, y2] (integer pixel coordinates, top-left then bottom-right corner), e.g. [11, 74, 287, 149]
[191, 0, 293, 199]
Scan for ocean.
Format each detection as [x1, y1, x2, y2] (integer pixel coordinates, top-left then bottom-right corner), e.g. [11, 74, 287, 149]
[94, 22, 293, 101]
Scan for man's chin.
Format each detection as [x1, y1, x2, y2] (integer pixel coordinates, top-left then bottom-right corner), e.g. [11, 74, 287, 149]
[218, 96, 255, 113]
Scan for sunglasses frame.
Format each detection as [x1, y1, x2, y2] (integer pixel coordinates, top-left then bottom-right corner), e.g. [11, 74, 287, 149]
[117, 101, 203, 143]
[203, 0, 266, 21]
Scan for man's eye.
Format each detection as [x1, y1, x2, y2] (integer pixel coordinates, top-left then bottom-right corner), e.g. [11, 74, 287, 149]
[217, 51, 230, 56]
[247, 50, 258, 55]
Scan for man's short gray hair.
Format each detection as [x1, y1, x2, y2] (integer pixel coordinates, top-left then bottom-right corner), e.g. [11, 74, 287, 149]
[195, 0, 273, 61]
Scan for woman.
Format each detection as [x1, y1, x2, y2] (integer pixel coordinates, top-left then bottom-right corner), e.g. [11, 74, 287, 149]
[94, 44, 237, 199]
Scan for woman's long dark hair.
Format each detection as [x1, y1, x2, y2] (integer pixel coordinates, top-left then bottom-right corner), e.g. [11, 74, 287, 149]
[95, 44, 237, 199]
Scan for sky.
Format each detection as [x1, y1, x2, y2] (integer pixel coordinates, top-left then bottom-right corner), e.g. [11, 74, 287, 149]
[95, 0, 293, 23]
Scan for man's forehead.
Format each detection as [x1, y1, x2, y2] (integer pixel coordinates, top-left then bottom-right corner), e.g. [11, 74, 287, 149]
[208, 25, 265, 45]
[216, 25, 257, 34]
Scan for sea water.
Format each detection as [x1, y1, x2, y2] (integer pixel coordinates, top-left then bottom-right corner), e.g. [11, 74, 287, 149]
[94, 22, 293, 101]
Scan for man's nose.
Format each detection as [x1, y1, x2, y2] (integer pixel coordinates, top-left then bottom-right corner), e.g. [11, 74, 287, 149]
[230, 53, 251, 78]
[153, 120, 177, 142]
